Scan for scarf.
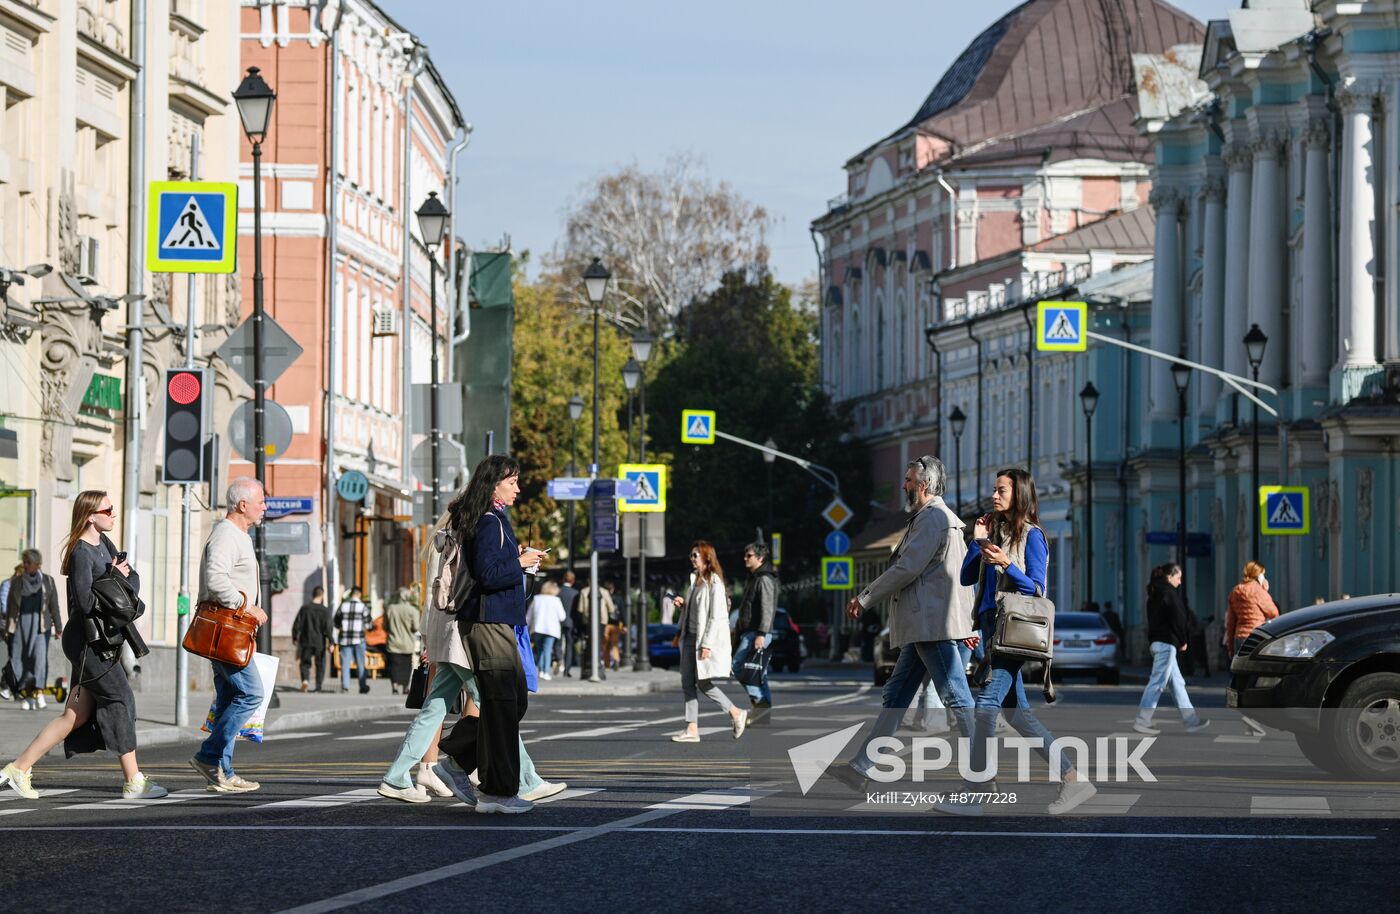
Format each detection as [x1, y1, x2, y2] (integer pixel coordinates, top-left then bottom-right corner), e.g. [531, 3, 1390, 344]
[19, 571, 43, 598]
[491, 499, 507, 512]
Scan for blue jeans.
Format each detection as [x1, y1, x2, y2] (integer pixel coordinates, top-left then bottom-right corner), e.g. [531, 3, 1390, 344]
[970, 612, 1071, 780]
[534, 635, 556, 674]
[340, 643, 367, 690]
[384, 662, 542, 794]
[196, 659, 265, 776]
[852, 640, 975, 775]
[1136, 641, 1201, 727]
[732, 631, 774, 705]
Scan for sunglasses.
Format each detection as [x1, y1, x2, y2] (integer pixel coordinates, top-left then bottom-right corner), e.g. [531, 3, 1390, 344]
[743, 553, 756, 560]
[93, 506, 115, 517]
[689, 552, 700, 559]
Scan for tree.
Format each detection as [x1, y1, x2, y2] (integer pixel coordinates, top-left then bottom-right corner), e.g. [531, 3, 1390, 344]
[561, 154, 771, 334]
[645, 270, 868, 578]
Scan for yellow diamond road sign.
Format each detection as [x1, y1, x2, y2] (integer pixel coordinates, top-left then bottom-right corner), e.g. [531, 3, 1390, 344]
[1036, 300, 1087, 352]
[681, 409, 716, 445]
[822, 497, 853, 530]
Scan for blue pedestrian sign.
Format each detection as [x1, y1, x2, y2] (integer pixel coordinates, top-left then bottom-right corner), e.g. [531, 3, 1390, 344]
[1035, 300, 1087, 352]
[617, 464, 666, 513]
[265, 497, 314, 520]
[547, 477, 591, 501]
[681, 409, 716, 445]
[1260, 486, 1309, 535]
[824, 530, 850, 556]
[821, 556, 854, 591]
[146, 181, 238, 274]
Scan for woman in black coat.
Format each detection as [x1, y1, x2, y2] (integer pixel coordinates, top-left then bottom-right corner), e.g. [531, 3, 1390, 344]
[0, 491, 167, 801]
[1133, 563, 1209, 735]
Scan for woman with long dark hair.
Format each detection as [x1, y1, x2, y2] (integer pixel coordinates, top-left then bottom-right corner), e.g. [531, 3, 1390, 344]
[952, 468, 1095, 815]
[1133, 563, 1208, 735]
[0, 491, 166, 800]
[670, 541, 747, 743]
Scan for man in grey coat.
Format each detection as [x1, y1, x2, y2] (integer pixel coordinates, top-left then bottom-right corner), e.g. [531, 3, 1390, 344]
[834, 456, 977, 784]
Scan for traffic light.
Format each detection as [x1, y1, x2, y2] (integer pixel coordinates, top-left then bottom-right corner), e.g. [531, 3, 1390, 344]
[162, 367, 206, 484]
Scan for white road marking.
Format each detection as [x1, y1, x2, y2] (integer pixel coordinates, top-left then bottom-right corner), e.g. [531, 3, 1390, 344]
[1072, 792, 1141, 816]
[1214, 735, 1264, 745]
[0, 808, 33, 816]
[0, 788, 79, 802]
[261, 732, 332, 741]
[1251, 795, 1331, 816]
[552, 708, 651, 714]
[647, 789, 750, 811]
[807, 685, 874, 707]
[534, 787, 602, 804]
[334, 732, 408, 741]
[62, 788, 208, 811]
[255, 788, 384, 810]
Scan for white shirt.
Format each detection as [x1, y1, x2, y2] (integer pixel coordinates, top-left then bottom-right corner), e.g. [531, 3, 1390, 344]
[527, 594, 566, 639]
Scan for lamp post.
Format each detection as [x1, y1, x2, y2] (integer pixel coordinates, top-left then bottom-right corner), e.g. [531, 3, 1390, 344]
[621, 357, 640, 673]
[1244, 324, 1268, 563]
[1078, 382, 1099, 607]
[631, 328, 654, 671]
[567, 394, 583, 573]
[415, 191, 449, 518]
[763, 437, 776, 535]
[1170, 366, 1190, 572]
[233, 65, 276, 653]
[582, 258, 610, 682]
[949, 406, 967, 516]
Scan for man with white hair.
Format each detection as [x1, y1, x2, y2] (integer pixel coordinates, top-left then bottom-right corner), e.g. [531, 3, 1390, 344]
[190, 477, 268, 793]
[832, 456, 977, 789]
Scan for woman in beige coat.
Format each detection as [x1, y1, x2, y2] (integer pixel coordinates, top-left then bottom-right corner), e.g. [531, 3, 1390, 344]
[670, 541, 747, 743]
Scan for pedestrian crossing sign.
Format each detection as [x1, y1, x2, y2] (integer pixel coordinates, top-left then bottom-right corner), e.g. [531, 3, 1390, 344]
[146, 181, 238, 273]
[681, 409, 716, 445]
[1260, 486, 1309, 535]
[1036, 301, 1088, 352]
[617, 463, 667, 513]
[821, 556, 854, 591]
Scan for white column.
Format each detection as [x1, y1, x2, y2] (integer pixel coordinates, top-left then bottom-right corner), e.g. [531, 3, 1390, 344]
[1149, 187, 1182, 422]
[1338, 85, 1378, 370]
[1222, 142, 1253, 383]
[1247, 132, 1287, 388]
[1199, 177, 1227, 405]
[1301, 118, 1333, 388]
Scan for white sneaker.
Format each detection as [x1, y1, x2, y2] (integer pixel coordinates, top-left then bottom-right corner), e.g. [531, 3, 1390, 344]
[1132, 722, 1161, 736]
[35, 693, 46, 710]
[732, 709, 748, 739]
[121, 773, 169, 800]
[0, 686, 11, 700]
[520, 780, 568, 802]
[1048, 779, 1098, 815]
[416, 763, 454, 798]
[539, 672, 552, 681]
[0, 762, 38, 800]
[476, 793, 533, 814]
[377, 781, 431, 804]
[1185, 718, 1212, 734]
[19, 698, 32, 711]
[671, 731, 700, 743]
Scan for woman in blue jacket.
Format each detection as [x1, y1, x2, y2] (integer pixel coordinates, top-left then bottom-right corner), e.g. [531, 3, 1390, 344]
[957, 467, 1096, 816]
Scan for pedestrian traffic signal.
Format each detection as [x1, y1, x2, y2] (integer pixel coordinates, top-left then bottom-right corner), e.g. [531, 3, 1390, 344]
[162, 368, 207, 484]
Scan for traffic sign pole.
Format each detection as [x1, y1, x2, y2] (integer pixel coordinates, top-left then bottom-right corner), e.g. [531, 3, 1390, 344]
[251, 132, 272, 654]
[176, 137, 200, 727]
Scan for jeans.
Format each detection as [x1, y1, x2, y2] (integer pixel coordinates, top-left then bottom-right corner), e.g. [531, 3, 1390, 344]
[534, 634, 557, 674]
[340, 643, 368, 691]
[732, 631, 773, 705]
[969, 612, 1071, 780]
[1136, 641, 1201, 728]
[196, 659, 265, 776]
[851, 640, 974, 774]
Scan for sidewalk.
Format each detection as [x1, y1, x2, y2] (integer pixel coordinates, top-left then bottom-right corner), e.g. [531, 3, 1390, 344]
[0, 666, 680, 760]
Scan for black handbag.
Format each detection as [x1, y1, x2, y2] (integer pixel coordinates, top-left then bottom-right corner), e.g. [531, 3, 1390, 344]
[736, 644, 771, 687]
[405, 659, 430, 710]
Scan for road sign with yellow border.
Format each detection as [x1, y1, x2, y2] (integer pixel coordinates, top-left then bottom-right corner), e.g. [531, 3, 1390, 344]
[821, 556, 854, 590]
[1260, 486, 1309, 535]
[1036, 301, 1088, 352]
[681, 409, 716, 444]
[146, 181, 239, 273]
[617, 463, 666, 513]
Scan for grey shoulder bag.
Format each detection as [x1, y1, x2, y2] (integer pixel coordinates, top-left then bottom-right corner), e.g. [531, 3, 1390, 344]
[990, 554, 1057, 703]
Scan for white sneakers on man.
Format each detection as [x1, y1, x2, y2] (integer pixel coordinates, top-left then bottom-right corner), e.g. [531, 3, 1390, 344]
[520, 780, 568, 802]
[1047, 779, 1098, 815]
[377, 782, 431, 804]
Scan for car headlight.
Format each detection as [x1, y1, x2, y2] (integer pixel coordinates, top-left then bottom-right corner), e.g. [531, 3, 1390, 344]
[1256, 630, 1334, 659]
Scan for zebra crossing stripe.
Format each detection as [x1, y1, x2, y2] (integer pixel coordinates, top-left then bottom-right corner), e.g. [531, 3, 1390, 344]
[254, 788, 383, 810]
[0, 788, 79, 803]
[647, 789, 750, 810]
[62, 788, 207, 811]
[1250, 795, 1330, 816]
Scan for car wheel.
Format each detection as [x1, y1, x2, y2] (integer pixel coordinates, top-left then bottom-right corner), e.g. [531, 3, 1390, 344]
[1293, 728, 1348, 776]
[1333, 673, 1400, 779]
[1097, 669, 1120, 686]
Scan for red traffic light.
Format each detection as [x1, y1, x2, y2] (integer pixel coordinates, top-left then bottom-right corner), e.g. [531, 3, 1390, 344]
[167, 371, 201, 405]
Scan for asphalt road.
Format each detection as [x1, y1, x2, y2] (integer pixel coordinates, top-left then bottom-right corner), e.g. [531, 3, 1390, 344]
[1, 668, 1395, 913]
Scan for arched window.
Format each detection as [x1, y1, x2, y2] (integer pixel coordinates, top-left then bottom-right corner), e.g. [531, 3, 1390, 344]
[896, 290, 908, 384]
[851, 305, 863, 397]
[875, 291, 886, 391]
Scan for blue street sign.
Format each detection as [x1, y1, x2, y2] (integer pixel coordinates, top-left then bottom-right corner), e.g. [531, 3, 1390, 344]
[146, 181, 238, 273]
[617, 464, 665, 513]
[1260, 486, 1309, 535]
[591, 481, 618, 553]
[1035, 300, 1087, 352]
[821, 556, 854, 591]
[547, 477, 592, 501]
[265, 497, 314, 520]
[336, 470, 369, 503]
[681, 409, 716, 445]
[824, 530, 851, 556]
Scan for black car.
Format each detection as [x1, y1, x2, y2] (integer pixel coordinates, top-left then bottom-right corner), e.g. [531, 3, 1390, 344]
[1227, 594, 1400, 779]
[647, 624, 681, 669]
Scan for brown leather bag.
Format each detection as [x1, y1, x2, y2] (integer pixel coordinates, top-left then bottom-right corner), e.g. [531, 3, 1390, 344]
[182, 591, 257, 669]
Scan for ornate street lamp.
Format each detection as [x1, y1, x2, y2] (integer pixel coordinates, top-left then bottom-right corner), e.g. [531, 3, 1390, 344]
[416, 191, 450, 518]
[1078, 382, 1099, 606]
[1171, 365, 1191, 572]
[1243, 324, 1268, 562]
[582, 258, 610, 682]
[949, 405, 967, 516]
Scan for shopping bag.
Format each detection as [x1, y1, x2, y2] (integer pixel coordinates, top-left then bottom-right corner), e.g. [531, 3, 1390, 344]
[736, 645, 771, 688]
[202, 651, 279, 743]
[405, 659, 430, 710]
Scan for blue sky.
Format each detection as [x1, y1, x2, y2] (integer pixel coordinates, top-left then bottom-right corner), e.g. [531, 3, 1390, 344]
[389, 0, 1235, 285]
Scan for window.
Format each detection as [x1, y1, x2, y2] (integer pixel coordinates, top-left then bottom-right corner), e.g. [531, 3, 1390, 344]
[896, 290, 908, 384]
[875, 293, 886, 391]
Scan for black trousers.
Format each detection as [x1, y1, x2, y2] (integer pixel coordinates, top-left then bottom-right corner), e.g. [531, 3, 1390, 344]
[298, 649, 327, 690]
[443, 622, 526, 798]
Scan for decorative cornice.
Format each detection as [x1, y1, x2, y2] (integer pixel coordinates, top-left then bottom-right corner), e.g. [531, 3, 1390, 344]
[1199, 178, 1226, 203]
[1337, 82, 1380, 114]
[1149, 186, 1182, 214]
[1251, 130, 1287, 161]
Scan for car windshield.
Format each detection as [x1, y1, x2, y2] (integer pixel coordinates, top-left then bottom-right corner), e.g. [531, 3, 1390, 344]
[1057, 613, 1108, 630]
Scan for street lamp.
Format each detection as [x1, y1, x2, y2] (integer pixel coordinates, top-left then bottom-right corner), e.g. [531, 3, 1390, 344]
[948, 406, 967, 516]
[416, 191, 450, 519]
[1243, 324, 1268, 563]
[1078, 382, 1099, 608]
[567, 394, 583, 574]
[631, 328, 654, 671]
[620, 357, 640, 675]
[582, 258, 610, 682]
[1171, 365, 1190, 571]
[233, 65, 276, 653]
